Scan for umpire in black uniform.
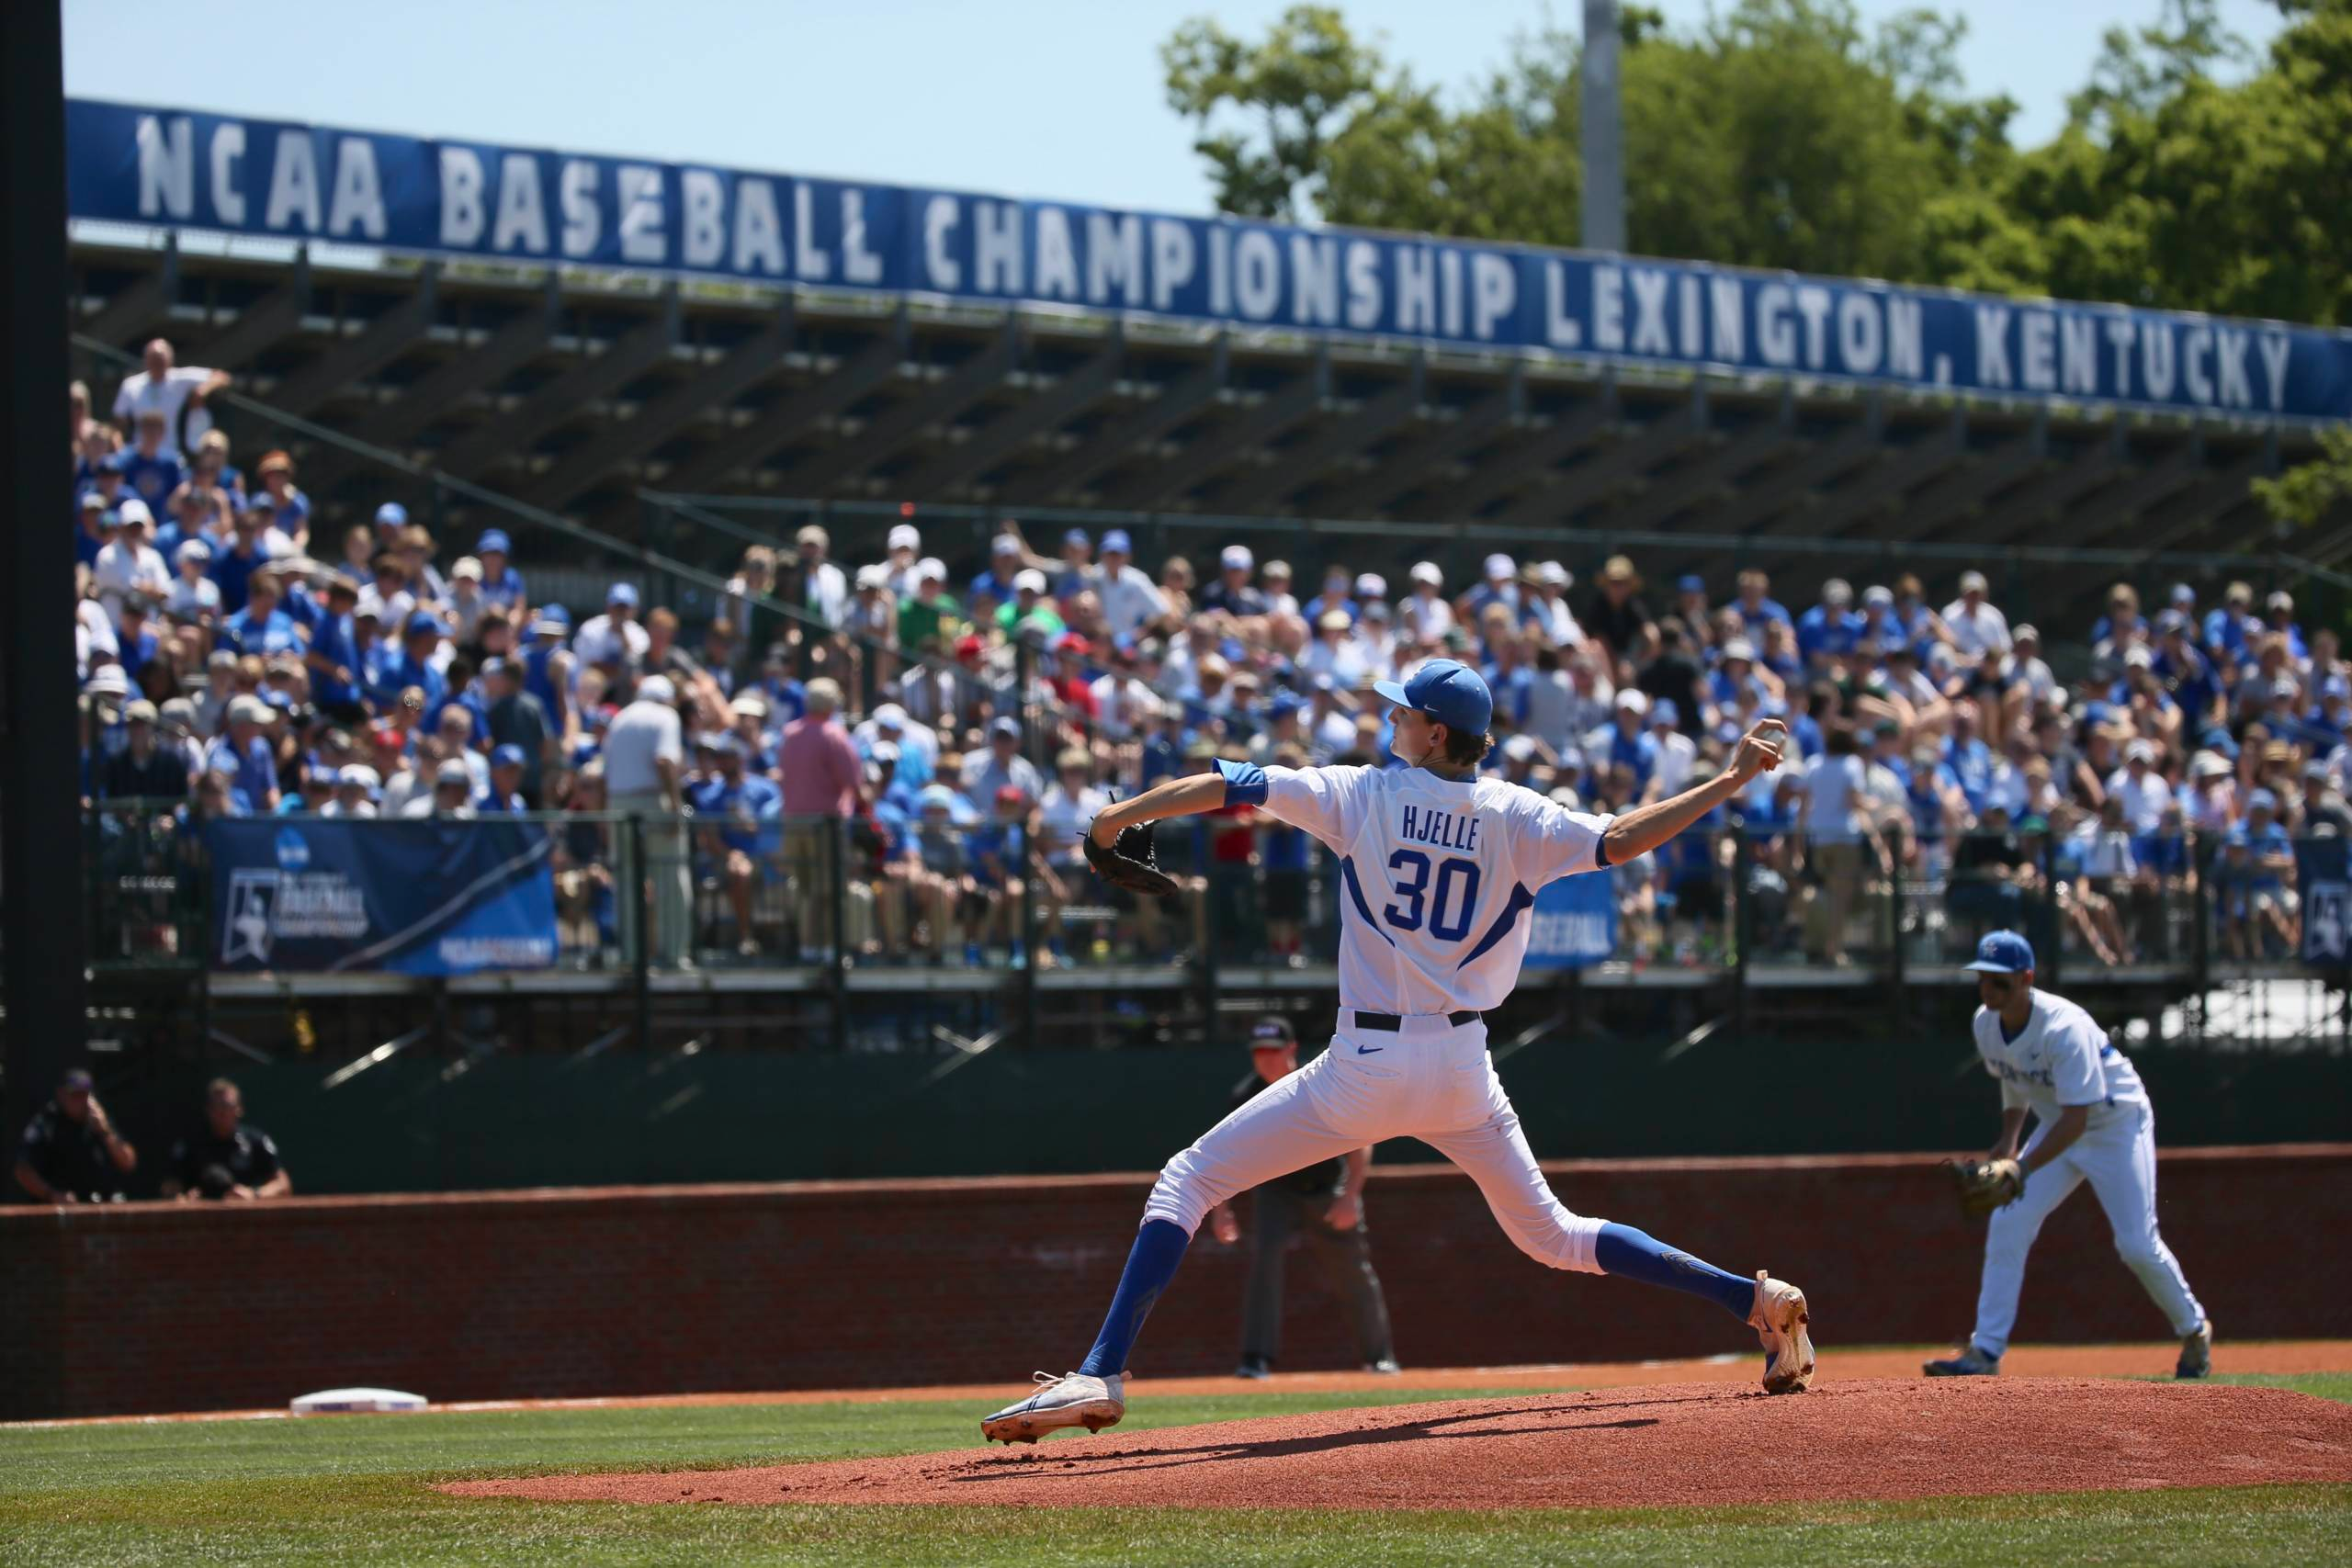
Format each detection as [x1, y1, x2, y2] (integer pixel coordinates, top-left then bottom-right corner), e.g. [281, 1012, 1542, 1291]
[1209, 1017, 1400, 1378]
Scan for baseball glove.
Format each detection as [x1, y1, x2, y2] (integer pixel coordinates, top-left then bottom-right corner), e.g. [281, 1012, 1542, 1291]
[1945, 1156, 2026, 1217]
[1082, 820, 1179, 898]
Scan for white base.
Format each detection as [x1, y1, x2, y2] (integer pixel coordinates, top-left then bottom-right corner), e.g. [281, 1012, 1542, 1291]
[290, 1387, 428, 1416]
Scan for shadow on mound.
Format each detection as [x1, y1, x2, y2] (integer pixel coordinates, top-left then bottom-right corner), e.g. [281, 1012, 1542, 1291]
[440, 1379, 2352, 1512]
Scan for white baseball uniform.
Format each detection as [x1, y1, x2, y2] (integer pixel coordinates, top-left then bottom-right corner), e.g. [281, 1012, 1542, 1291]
[1139, 761, 1619, 1274]
[1966, 987, 2205, 1356]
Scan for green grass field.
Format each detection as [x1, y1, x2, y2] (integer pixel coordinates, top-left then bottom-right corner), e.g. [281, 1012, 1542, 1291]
[6, 1374, 2347, 1566]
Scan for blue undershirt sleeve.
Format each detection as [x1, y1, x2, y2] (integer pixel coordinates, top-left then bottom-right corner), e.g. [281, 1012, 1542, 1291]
[1213, 757, 1270, 807]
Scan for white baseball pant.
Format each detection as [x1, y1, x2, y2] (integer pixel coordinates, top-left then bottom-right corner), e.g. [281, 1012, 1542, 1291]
[1140, 1014, 1606, 1275]
[1971, 1104, 2206, 1357]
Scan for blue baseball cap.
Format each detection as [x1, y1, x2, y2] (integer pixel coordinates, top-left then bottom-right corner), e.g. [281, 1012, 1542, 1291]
[403, 610, 442, 638]
[1101, 529, 1133, 555]
[477, 529, 512, 556]
[1676, 574, 1705, 594]
[1373, 659, 1493, 739]
[1649, 698, 1679, 727]
[1063, 527, 1090, 548]
[607, 581, 639, 607]
[1962, 931, 2035, 975]
[375, 502, 408, 528]
[491, 744, 527, 769]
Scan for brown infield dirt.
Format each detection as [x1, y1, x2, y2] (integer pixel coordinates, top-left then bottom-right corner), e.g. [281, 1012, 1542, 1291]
[442, 1378, 2352, 1513]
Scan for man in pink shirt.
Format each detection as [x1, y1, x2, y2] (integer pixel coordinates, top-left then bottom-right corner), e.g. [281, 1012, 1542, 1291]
[776, 678, 866, 957]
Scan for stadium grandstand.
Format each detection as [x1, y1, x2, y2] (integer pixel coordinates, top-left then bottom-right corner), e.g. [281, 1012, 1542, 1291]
[59, 93, 2352, 1082]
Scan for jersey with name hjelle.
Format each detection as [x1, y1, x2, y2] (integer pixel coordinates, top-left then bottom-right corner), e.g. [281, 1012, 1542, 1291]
[1217, 760, 1613, 1014]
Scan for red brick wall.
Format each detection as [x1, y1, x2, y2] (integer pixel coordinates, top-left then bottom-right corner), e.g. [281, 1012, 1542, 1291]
[6, 1146, 2347, 1419]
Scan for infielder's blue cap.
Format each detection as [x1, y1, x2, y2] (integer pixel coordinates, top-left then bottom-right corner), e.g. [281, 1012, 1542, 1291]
[1374, 659, 1493, 739]
[1962, 931, 2034, 974]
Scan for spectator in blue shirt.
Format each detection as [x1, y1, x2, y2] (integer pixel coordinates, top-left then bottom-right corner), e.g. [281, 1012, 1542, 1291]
[474, 529, 527, 615]
[2261, 590, 2309, 663]
[1730, 569, 1792, 635]
[477, 745, 530, 813]
[689, 734, 783, 957]
[968, 534, 1023, 607]
[373, 611, 449, 713]
[303, 576, 368, 724]
[209, 508, 276, 616]
[2203, 581, 2258, 666]
[1601, 690, 1661, 797]
[1795, 579, 1864, 667]
[204, 696, 279, 813]
[117, 412, 184, 514]
[1944, 704, 1996, 814]
[217, 572, 300, 659]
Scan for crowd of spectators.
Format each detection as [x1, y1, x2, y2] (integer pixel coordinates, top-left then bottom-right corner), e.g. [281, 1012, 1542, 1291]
[74, 344, 2347, 972]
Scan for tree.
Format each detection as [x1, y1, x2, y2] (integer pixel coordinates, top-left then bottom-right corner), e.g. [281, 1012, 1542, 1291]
[2256, 429, 2352, 530]
[1161, 0, 2352, 329]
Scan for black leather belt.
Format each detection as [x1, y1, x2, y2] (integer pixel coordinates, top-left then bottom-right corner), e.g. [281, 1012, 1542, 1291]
[1353, 1010, 1481, 1032]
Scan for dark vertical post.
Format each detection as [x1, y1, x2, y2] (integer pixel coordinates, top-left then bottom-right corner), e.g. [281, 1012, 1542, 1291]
[1, 1, 85, 1153]
[629, 815, 651, 1050]
[1731, 828, 1751, 1045]
[827, 818, 849, 1052]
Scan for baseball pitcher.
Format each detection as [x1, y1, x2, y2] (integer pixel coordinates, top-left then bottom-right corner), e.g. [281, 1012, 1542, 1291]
[983, 659, 1815, 1444]
[1928, 931, 2211, 1378]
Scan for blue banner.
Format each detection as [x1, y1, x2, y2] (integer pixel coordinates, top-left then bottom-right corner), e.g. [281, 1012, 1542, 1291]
[1521, 870, 1619, 970]
[65, 98, 2352, 423]
[207, 818, 557, 975]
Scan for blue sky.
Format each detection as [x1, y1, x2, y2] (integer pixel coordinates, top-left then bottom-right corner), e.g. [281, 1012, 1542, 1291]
[64, 0, 2285, 216]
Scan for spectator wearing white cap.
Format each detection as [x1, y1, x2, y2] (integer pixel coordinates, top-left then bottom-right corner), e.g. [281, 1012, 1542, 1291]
[604, 673, 692, 965]
[1259, 559, 1298, 619]
[399, 758, 479, 819]
[2264, 589, 2308, 663]
[884, 522, 925, 599]
[970, 532, 1026, 609]
[323, 765, 380, 818]
[1460, 553, 1521, 626]
[1202, 545, 1266, 618]
[2107, 737, 2174, 833]
[2006, 624, 2057, 707]
[1302, 607, 1371, 689]
[850, 562, 899, 666]
[1527, 562, 1582, 649]
[853, 702, 936, 787]
[999, 568, 1066, 645]
[1646, 697, 1699, 796]
[1795, 579, 1863, 668]
[165, 537, 221, 626]
[1941, 570, 2012, 660]
[1399, 561, 1453, 644]
[445, 556, 489, 645]
[1091, 529, 1168, 641]
[91, 503, 169, 628]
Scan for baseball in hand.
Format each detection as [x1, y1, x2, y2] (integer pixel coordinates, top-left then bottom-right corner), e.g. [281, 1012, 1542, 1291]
[1730, 719, 1788, 782]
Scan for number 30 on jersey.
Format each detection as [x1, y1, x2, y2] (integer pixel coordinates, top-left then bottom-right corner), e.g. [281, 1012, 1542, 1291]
[1382, 849, 1481, 942]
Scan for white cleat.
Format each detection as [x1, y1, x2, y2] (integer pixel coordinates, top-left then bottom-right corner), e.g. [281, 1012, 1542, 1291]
[979, 1371, 1125, 1444]
[1748, 1271, 1815, 1394]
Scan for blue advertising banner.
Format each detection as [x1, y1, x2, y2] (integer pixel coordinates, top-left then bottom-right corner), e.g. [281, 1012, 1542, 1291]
[206, 818, 557, 974]
[1521, 870, 1619, 970]
[67, 98, 2352, 423]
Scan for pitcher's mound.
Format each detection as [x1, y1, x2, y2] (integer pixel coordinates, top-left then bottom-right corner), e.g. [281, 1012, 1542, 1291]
[444, 1378, 2352, 1512]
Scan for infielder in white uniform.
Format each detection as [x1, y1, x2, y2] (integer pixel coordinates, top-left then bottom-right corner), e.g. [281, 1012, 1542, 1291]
[983, 659, 1815, 1443]
[1927, 931, 2212, 1379]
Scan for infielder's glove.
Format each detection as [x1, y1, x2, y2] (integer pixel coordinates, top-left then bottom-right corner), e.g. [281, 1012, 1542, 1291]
[1945, 1156, 2025, 1217]
[1082, 820, 1179, 898]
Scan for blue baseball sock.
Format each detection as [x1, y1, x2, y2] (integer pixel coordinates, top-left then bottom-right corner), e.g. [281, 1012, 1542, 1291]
[1594, 1223, 1755, 1321]
[1077, 1218, 1191, 1377]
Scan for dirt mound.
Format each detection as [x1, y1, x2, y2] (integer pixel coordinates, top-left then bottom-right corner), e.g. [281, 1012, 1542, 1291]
[443, 1378, 2352, 1512]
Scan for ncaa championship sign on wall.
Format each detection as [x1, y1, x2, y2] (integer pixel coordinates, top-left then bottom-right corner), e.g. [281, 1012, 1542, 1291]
[206, 819, 557, 976]
[66, 98, 2352, 424]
